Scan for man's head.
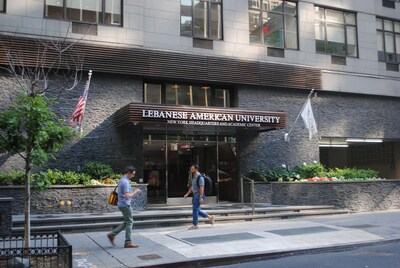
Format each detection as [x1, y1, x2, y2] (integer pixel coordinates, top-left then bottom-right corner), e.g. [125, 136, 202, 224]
[190, 164, 199, 175]
[124, 165, 136, 179]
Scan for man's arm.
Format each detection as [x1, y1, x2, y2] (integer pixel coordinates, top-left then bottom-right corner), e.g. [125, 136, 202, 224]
[184, 187, 192, 198]
[124, 188, 141, 199]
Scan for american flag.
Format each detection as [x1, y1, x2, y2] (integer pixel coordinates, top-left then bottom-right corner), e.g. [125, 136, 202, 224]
[70, 70, 92, 125]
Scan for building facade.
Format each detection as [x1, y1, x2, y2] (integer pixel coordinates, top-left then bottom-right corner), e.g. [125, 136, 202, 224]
[0, 0, 399, 205]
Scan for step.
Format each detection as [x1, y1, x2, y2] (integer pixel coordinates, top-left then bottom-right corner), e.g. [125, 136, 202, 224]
[12, 205, 337, 225]
[11, 208, 349, 233]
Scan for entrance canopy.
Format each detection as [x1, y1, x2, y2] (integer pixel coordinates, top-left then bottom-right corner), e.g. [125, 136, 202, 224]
[116, 103, 287, 130]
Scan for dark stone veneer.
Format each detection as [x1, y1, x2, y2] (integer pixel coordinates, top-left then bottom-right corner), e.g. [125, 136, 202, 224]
[0, 184, 147, 215]
[244, 180, 400, 212]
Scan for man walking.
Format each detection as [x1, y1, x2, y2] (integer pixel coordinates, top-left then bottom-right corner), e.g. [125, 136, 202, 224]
[184, 164, 215, 230]
[107, 165, 141, 248]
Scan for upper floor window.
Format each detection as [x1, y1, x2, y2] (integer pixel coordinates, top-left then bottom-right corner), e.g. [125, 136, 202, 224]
[376, 18, 400, 63]
[315, 6, 358, 57]
[382, 0, 396, 9]
[180, 0, 223, 40]
[0, 0, 5, 12]
[144, 83, 231, 108]
[248, 0, 298, 49]
[45, 0, 122, 26]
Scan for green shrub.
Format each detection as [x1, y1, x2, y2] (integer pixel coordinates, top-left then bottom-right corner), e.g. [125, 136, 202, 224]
[60, 171, 81, 185]
[248, 165, 267, 181]
[326, 167, 378, 180]
[32, 169, 63, 184]
[265, 167, 297, 182]
[294, 162, 326, 179]
[0, 170, 25, 185]
[77, 173, 92, 185]
[82, 161, 113, 180]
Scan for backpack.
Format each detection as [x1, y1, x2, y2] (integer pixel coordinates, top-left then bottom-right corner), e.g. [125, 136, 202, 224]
[197, 173, 213, 196]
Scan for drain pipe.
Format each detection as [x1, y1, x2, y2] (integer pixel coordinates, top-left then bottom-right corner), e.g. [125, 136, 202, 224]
[242, 175, 255, 215]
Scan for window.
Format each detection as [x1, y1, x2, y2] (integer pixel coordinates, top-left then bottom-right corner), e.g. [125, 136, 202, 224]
[45, 0, 122, 26]
[144, 83, 231, 108]
[0, 0, 5, 12]
[249, 0, 298, 49]
[376, 18, 400, 63]
[180, 0, 223, 40]
[382, 0, 395, 9]
[315, 7, 358, 57]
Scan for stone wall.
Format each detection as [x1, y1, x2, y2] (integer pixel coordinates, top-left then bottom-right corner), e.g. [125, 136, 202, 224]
[271, 180, 400, 212]
[237, 86, 400, 177]
[0, 184, 147, 215]
[0, 197, 13, 234]
[243, 182, 272, 204]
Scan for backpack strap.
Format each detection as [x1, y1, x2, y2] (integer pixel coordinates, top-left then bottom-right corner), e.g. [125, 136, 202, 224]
[196, 174, 204, 188]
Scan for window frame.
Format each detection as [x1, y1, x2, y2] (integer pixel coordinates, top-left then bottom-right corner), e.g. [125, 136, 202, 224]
[44, 0, 123, 26]
[376, 17, 400, 64]
[180, 0, 223, 41]
[0, 0, 6, 13]
[144, 82, 232, 108]
[248, 0, 299, 50]
[314, 6, 358, 58]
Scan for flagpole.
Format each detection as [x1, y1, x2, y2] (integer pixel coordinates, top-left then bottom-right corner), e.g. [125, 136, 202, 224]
[284, 89, 315, 142]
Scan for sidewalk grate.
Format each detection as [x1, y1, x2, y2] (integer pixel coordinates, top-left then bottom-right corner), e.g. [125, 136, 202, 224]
[137, 254, 162, 260]
[338, 224, 378, 229]
[267, 226, 337, 236]
[180, 232, 263, 244]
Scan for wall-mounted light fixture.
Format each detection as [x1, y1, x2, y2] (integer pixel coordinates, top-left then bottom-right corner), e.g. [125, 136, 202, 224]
[319, 144, 349, 148]
[345, 138, 383, 143]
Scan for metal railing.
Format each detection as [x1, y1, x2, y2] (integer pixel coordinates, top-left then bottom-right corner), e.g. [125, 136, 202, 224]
[241, 175, 255, 215]
[0, 231, 72, 268]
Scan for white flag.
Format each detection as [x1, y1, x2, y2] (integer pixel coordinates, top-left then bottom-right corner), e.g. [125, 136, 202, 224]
[301, 98, 318, 140]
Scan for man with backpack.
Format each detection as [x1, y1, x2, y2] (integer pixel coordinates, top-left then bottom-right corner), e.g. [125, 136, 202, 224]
[184, 164, 215, 230]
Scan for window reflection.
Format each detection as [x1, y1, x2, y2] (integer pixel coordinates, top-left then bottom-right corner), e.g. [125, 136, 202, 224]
[377, 17, 400, 63]
[249, 0, 298, 49]
[45, 0, 122, 26]
[315, 7, 358, 57]
[181, 0, 222, 40]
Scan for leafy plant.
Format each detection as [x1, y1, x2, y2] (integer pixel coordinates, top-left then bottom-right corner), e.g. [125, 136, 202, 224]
[60, 171, 81, 185]
[248, 165, 267, 181]
[82, 161, 113, 180]
[294, 162, 326, 179]
[326, 167, 378, 180]
[0, 170, 25, 186]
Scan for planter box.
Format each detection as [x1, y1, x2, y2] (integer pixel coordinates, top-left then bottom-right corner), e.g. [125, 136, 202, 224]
[271, 180, 400, 212]
[0, 231, 72, 268]
[0, 184, 147, 215]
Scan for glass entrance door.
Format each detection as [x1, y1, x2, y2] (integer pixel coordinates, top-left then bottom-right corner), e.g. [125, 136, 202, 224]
[143, 132, 238, 205]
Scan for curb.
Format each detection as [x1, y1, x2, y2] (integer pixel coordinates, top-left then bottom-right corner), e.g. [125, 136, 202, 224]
[136, 238, 400, 268]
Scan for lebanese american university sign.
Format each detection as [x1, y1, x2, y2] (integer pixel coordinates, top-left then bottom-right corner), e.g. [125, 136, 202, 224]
[116, 103, 287, 129]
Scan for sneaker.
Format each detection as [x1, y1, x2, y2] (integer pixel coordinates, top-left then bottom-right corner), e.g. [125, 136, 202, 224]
[188, 225, 198, 230]
[124, 243, 139, 248]
[107, 233, 115, 247]
[210, 215, 215, 226]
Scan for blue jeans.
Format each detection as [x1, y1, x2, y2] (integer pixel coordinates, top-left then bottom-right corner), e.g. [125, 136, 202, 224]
[111, 205, 133, 243]
[192, 194, 208, 225]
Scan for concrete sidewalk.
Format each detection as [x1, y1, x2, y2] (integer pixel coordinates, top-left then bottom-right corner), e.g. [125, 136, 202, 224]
[65, 210, 400, 268]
